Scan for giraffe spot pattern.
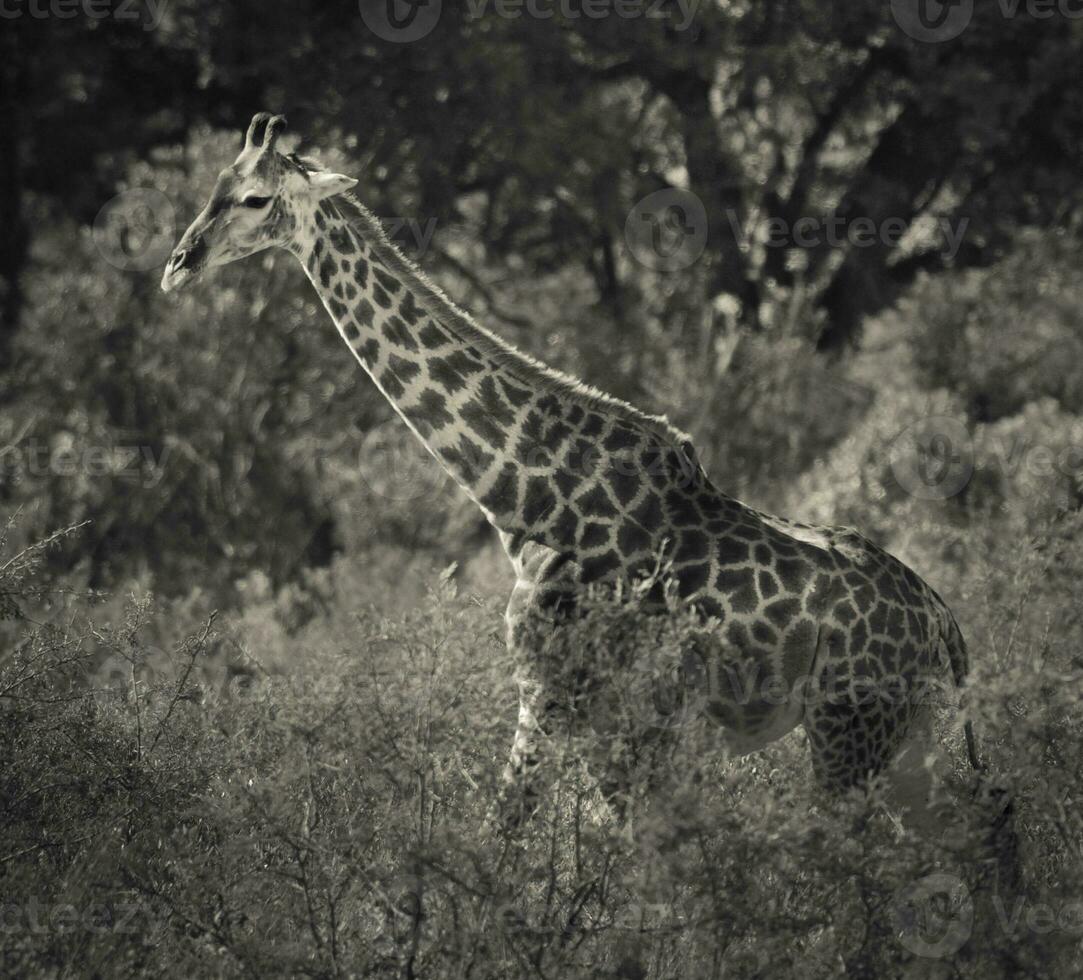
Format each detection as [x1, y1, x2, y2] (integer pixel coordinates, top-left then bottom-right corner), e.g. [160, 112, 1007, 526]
[373, 283, 392, 309]
[617, 520, 652, 554]
[523, 477, 557, 526]
[429, 351, 485, 393]
[401, 389, 454, 436]
[677, 562, 710, 597]
[418, 321, 449, 348]
[378, 368, 405, 399]
[782, 619, 816, 687]
[764, 597, 800, 628]
[475, 375, 516, 427]
[462, 398, 509, 450]
[500, 377, 532, 407]
[664, 489, 700, 527]
[676, 530, 709, 562]
[576, 484, 617, 518]
[306, 209, 958, 795]
[581, 551, 622, 582]
[329, 224, 356, 254]
[319, 252, 337, 287]
[752, 621, 777, 646]
[580, 414, 605, 437]
[440, 434, 493, 484]
[554, 468, 581, 497]
[579, 522, 610, 549]
[480, 462, 519, 516]
[355, 298, 376, 326]
[631, 492, 663, 529]
[757, 569, 779, 599]
[382, 315, 419, 352]
[603, 425, 640, 452]
[398, 289, 422, 325]
[551, 506, 578, 546]
[357, 339, 380, 366]
[515, 436, 550, 469]
[718, 568, 758, 613]
[566, 439, 599, 479]
[604, 461, 641, 507]
[387, 354, 421, 385]
[374, 267, 402, 295]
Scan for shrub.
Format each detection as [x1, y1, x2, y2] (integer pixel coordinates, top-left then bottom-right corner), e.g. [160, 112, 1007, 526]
[4, 525, 1083, 978]
[901, 229, 1083, 421]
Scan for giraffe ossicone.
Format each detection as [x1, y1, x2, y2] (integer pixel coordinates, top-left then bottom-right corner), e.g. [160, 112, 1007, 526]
[163, 112, 980, 828]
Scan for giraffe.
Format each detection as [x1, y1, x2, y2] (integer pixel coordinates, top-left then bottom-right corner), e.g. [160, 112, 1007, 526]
[162, 112, 981, 830]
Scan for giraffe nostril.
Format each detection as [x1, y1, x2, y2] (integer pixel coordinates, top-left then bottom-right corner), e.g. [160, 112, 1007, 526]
[173, 237, 207, 272]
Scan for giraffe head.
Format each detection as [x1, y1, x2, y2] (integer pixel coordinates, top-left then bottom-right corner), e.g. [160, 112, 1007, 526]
[161, 112, 357, 293]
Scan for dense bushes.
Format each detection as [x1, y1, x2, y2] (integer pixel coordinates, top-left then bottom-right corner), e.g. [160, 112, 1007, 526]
[903, 231, 1083, 422]
[3, 516, 1082, 979]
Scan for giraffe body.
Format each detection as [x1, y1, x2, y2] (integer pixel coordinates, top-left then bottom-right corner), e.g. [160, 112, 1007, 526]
[163, 114, 972, 820]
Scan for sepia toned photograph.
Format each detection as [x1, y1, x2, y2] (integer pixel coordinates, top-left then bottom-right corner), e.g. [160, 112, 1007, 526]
[1, 2, 1081, 977]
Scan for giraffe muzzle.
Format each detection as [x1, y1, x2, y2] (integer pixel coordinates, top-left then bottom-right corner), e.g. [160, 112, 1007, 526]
[161, 237, 207, 293]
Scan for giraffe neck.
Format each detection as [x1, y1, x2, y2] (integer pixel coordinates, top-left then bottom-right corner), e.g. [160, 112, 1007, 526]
[291, 194, 702, 572]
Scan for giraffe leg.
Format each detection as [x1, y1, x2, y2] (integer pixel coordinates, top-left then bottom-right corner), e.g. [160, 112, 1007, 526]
[879, 707, 955, 838]
[593, 737, 640, 836]
[804, 679, 954, 839]
[495, 680, 558, 830]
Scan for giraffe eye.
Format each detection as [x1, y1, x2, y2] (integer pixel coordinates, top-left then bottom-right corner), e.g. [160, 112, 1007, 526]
[241, 195, 272, 209]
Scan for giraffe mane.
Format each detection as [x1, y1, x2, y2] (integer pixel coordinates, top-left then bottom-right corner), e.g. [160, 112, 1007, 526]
[330, 190, 693, 449]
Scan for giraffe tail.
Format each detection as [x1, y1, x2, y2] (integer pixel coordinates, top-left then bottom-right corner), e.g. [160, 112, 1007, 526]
[941, 603, 1023, 895]
[939, 606, 983, 772]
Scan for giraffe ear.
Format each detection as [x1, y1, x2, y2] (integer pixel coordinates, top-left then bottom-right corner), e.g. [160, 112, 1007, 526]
[309, 172, 358, 200]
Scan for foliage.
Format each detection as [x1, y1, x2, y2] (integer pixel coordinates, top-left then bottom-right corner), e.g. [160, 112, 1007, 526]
[903, 231, 1083, 421]
[2, 522, 1082, 978]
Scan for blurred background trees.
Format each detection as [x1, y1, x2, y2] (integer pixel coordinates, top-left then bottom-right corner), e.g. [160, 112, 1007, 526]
[1, 0, 1082, 601]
